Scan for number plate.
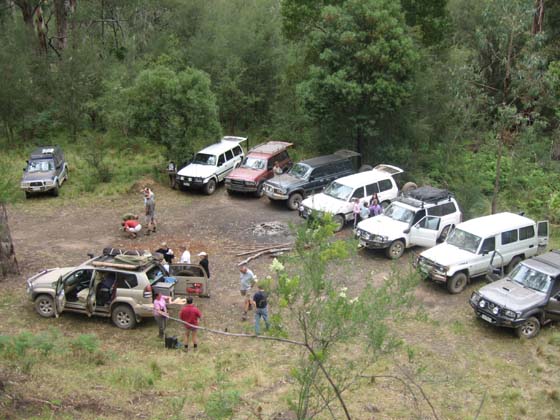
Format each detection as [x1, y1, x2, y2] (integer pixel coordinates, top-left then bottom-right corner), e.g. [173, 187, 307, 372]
[481, 314, 493, 323]
[183, 182, 190, 186]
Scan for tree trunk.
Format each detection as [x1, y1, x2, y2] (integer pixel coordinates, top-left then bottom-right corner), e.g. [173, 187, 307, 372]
[0, 203, 19, 278]
[532, 0, 544, 35]
[53, 0, 76, 51]
[491, 132, 504, 215]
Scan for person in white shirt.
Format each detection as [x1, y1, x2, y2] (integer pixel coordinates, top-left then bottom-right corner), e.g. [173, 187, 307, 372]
[179, 244, 191, 264]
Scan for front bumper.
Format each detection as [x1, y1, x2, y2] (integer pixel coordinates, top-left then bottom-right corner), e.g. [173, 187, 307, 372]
[355, 230, 390, 249]
[226, 181, 257, 192]
[414, 258, 448, 282]
[176, 177, 205, 188]
[469, 301, 524, 328]
[21, 183, 56, 192]
[263, 190, 289, 200]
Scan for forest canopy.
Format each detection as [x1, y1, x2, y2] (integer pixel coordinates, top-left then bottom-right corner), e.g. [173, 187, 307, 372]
[1, 0, 559, 219]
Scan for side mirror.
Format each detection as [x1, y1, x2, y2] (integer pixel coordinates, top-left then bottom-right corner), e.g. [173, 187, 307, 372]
[403, 228, 410, 234]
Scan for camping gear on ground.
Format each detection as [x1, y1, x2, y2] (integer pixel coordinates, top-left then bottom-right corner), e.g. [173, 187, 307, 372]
[164, 335, 180, 349]
[153, 281, 175, 297]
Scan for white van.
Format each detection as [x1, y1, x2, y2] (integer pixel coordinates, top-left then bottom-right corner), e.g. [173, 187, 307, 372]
[356, 187, 462, 259]
[416, 212, 549, 294]
[299, 164, 404, 231]
[176, 136, 246, 194]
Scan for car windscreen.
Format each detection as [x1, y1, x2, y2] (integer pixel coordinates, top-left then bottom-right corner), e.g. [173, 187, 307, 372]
[27, 159, 54, 172]
[509, 264, 552, 293]
[385, 203, 414, 224]
[241, 156, 266, 170]
[289, 163, 311, 179]
[324, 182, 352, 201]
[446, 228, 481, 254]
[192, 153, 216, 165]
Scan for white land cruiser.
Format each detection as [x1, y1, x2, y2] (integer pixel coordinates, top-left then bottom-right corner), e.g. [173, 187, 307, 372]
[356, 187, 462, 259]
[416, 212, 549, 294]
[176, 136, 246, 195]
[299, 164, 406, 231]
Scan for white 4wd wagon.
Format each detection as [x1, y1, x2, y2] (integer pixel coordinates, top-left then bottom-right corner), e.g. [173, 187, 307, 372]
[176, 136, 246, 195]
[356, 187, 462, 259]
[416, 212, 549, 294]
[299, 164, 406, 231]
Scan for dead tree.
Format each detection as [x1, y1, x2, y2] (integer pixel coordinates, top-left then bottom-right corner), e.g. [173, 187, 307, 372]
[0, 203, 19, 277]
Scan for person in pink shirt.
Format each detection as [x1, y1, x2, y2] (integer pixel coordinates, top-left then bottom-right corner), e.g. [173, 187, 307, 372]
[353, 198, 361, 228]
[153, 292, 170, 338]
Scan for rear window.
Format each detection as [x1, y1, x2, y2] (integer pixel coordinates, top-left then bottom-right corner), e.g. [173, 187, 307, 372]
[225, 150, 234, 160]
[501, 229, 518, 245]
[519, 225, 535, 240]
[115, 273, 138, 289]
[378, 179, 393, 192]
[429, 202, 457, 217]
[233, 146, 243, 156]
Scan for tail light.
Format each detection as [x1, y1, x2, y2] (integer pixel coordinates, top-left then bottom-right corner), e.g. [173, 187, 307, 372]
[143, 284, 152, 299]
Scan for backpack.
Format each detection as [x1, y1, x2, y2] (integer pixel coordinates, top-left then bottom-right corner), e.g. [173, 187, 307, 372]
[164, 335, 179, 349]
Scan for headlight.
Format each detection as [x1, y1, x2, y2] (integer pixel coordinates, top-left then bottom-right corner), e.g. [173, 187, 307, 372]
[471, 292, 481, 305]
[504, 309, 518, 319]
[478, 300, 486, 308]
[491, 306, 499, 315]
[178, 176, 184, 181]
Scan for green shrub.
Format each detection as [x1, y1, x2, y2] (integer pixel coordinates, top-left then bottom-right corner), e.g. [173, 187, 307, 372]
[109, 367, 160, 390]
[205, 389, 241, 420]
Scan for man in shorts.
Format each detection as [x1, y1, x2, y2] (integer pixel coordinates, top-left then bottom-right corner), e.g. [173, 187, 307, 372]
[179, 296, 202, 351]
[122, 215, 142, 238]
[144, 189, 157, 234]
[239, 264, 257, 320]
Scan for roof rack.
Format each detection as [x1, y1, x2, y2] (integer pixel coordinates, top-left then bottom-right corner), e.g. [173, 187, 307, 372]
[397, 186, 453, 208]
[91, 249, 156, 271]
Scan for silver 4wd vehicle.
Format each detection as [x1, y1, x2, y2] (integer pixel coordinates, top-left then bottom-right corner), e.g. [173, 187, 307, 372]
[470, 250, 560, 338]
[20, 146, 68, 198]
[356, 186, 462, 259]
[26, 250, 207, 329]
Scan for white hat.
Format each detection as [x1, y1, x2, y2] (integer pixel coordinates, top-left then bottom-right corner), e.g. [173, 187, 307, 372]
[198, 251, 208, 256]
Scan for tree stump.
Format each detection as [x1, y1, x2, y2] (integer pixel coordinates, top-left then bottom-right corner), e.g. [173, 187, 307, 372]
[0, 203, 19, 277]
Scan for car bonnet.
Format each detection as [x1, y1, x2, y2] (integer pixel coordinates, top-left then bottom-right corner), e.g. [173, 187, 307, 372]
[478, 278, 547, 311]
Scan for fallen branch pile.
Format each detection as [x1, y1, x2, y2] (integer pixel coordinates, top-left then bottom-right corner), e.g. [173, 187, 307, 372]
[236, 243, 293, 266]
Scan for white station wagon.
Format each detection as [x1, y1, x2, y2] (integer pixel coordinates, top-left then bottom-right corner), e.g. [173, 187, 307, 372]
[299, 164, 404, 231]
[416, 212, 549, 294]
[176, 136, 246, 195]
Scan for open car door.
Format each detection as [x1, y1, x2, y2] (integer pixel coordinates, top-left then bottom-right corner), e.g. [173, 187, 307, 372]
[86, 272, 101, 317]
[538, 221, 549, 251]
[54, 275, 66, 318]
[409, 216, 441, 248]
[168, 263, 210, 297]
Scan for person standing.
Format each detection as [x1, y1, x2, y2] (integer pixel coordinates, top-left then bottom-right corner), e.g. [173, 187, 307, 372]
[239, 264, 257, 320]
[359, 200, 369, 222]
[179, 296, 202, 351]
[167, 161, 177, 188]
[198, 252, 210, 278]
[179, 244, 191, 264]
[153, 292, 169, 338]
[253, 284, 270, 335]
[273, 162, 283, 176]
[155, 242, 174, 264]
[353, 198, 361, 228]
[369, 198, 383, 217]
[144, 188, 157, 234]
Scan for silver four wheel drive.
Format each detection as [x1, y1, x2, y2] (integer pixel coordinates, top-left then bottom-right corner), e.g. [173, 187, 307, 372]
[20, 146, 68, 198]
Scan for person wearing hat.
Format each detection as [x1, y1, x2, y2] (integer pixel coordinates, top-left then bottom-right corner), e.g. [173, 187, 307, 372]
[198, 252, 210, 279]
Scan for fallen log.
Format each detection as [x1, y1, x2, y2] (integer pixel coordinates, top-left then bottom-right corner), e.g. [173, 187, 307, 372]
[235, 243, 291, 257]
[237, 247, 292, 266]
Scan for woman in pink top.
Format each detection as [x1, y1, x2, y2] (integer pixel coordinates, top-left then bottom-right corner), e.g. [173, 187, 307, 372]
[153, 292, 169, 338]
[353, 198, 361, 228]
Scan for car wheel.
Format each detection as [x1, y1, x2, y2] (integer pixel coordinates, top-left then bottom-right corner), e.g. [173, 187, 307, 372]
[111, 304, 136, 329]
[447, 272, 468, 294]
[438, 225, 452, 242]
[506, 256, 522, 274]
[203, 179, 216, 195]
[25, 191, 31, 199]
[515, 317, 540, 339]
[333, 215, 345, 232]
[385, 240, 405, 259]
[402, 182, 417, 193]
[358, 164, 373, 172]
[254, 183, 264, 198]
[52, 183, 60, 197]
[287, 193, 303, 211]
[35, 294, 55, 318]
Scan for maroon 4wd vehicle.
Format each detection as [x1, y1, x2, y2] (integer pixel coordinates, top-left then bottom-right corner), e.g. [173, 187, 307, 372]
[225, 141, 293, 197]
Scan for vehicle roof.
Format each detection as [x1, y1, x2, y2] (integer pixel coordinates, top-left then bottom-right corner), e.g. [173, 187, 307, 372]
[197, 137, 247, 155]
[523, 250, 560, 277]
[30, 146, 63, 160]
[247, 141, 293, 158]
[334, 167, 398, 188]
[395, 187, 456, 209]
[456, 212, 536, 237]
[84, 254, 159, 272]
[301, 153, 354, 168]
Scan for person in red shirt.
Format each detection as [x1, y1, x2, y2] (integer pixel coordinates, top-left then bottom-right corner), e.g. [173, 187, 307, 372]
[179, 297, 202, 351]
[121, 215, 142, 238]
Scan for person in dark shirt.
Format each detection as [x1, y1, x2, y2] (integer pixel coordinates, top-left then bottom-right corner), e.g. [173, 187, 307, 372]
[155, 242, 174, 264]
[198, 252, 210, 278]
[252, 285, 270, 335]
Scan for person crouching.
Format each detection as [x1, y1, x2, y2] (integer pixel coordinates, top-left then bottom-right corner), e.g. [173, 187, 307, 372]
[122, 215, 142, 238]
